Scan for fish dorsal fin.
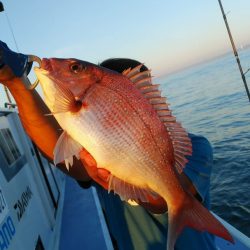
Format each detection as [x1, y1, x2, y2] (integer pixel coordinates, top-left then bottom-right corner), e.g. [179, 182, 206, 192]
[108, 174, 159, 203]
[123, 65, 152, 87]
[54, 131, 83, 170]
[124, 66, 192, 173]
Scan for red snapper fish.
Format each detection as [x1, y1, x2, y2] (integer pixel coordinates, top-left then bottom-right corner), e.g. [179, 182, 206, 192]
[34, 58, 233, 250]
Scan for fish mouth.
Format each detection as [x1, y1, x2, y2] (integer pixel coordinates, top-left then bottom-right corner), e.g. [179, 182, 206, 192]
[33, 58, 53, 77]
[29, 58, 56, 90]
[30, 59, 54, 90]
[41, 58, 53, 72]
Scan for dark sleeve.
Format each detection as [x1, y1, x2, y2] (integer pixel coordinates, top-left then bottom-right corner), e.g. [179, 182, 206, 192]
[183, 134, 213, 203]
[76, 180, 93, 189]
[0, 40, 31, 76]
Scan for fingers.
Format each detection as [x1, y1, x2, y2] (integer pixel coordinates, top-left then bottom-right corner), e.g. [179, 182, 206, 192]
[79, 149, 110, 190]
[79, 149, 168, 212]
[79, 148, 96, 167]
[93, 175, 109, 190]
[97, 168, 110, 181]
[79, 148, 167, 211]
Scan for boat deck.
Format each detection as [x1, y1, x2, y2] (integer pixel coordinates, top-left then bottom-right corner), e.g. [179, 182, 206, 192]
[59, 176, 250, 250]
[216, 237, 249, 250]
[59, 177, 113, 250]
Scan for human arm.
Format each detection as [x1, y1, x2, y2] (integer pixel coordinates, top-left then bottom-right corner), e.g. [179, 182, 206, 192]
[0, 41, 94, 182]
[0, 63, 95, 182]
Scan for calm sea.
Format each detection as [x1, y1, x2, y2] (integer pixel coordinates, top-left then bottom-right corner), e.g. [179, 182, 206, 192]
[156, 48, 250, 237]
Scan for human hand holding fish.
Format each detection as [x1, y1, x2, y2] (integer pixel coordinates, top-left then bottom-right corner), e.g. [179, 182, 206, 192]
[79, 148, 110, 189]
[78, 147, 168, 213]
[80, 147, 201, 214]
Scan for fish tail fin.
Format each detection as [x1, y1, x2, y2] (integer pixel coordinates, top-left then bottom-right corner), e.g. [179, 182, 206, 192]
[166, 193, 234, 250]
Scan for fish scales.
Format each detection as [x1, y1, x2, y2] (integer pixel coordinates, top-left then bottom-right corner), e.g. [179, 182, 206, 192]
[102, 74, 175, 164]
[67, 84, 173, 190]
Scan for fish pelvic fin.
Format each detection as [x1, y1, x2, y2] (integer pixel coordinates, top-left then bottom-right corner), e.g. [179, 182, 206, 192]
[166, 193, 234, 250]
[54, 131, 83, 170]
[123, 65, 192, 174]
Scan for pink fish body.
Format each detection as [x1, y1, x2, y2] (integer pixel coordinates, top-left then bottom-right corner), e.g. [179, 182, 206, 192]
[35, 58, 233, 250]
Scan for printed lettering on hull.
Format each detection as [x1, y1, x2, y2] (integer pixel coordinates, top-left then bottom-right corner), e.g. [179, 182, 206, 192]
[0, 184, 15, 250]
[13, 186, 33, 222]
[0, 216, 16, 250]
[0, 185, 8, 225]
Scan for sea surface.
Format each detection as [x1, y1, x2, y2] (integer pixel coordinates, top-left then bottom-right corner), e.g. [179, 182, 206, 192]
[155, 47, 250, 237]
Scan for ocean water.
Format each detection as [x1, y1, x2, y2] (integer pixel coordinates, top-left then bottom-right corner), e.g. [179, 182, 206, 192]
[155, 48, 250, 237]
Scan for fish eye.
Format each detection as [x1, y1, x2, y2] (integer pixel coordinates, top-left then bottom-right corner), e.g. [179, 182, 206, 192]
[70, 63, 84, 73]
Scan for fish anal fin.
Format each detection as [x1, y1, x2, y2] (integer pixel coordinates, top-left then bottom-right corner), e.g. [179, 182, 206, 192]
[108, 174, 156, 203]
[166, 193, 234, 250]
[54, 131, 83, 170]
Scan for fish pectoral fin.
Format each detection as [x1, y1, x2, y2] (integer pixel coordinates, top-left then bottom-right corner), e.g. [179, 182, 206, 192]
[54, 131, 83, 171]
[108, 174, 158, 203]
[52, 80, 82, 114]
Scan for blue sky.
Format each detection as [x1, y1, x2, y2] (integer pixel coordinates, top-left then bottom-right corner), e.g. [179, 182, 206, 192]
[1, 0, 250, 76]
